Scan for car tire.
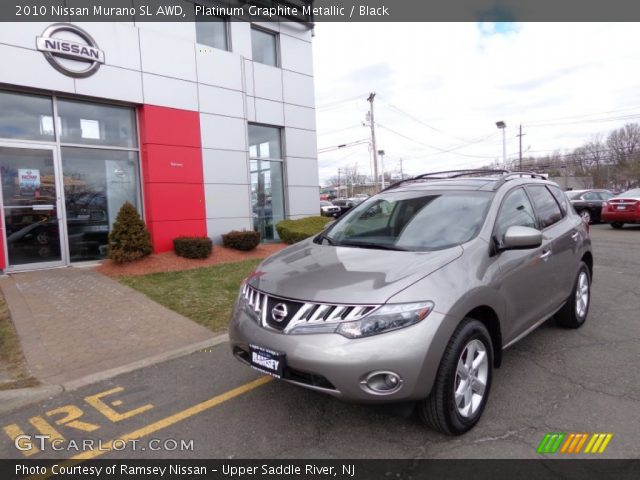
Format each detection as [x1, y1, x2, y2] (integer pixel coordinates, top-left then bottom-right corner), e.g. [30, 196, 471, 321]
[418, 319, 493, 435]
[556, 262, 591, 329]
[578, 209, 591, 224]
[611, 222, 624, 229]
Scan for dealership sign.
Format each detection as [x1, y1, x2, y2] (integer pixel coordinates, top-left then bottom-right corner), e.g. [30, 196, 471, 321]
[36, 23, 104, 78]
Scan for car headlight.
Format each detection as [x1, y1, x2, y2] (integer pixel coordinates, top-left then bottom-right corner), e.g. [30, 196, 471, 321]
[335, 302, 434, 339]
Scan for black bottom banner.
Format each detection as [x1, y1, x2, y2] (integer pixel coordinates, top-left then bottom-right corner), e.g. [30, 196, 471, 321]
[2, 459, 639, 480]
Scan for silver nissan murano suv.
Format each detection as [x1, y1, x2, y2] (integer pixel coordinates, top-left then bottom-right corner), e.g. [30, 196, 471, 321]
[229, 170, 593, 435]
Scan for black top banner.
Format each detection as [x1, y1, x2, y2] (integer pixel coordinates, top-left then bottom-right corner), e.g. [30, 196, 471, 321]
[3, 0, 640, 23]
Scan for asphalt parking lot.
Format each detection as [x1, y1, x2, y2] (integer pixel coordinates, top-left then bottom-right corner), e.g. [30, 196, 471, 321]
[1, 224, 639, 460]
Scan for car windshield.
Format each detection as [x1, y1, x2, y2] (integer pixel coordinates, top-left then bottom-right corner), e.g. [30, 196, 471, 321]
[320, 201, 332, 206]
[619, 188, 640, 198]
[324, 190, 493, 251]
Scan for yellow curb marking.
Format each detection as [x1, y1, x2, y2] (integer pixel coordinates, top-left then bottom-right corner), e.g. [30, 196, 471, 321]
[26, 376, 272, 480]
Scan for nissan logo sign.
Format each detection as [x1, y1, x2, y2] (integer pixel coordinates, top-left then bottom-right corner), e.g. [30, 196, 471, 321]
[36, 23, 104, 78]
[271, 303, 288, 323]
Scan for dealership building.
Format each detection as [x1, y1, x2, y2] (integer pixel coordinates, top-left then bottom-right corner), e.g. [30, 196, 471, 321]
[0, 14, 318, 271]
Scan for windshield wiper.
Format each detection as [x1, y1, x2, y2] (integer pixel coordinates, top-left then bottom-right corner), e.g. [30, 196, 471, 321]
[317, 233, 338, 245]
[337, 241, 409, 251]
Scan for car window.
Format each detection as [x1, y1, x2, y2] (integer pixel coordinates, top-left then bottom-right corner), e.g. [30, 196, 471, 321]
[619, 188, 640, 198]
[527, 185, 563, 228]
[565, 191, 582, 200]
[547, 185, 568, 216]
[327, 191, 492, 251]
[599, 191, 614, 200]
[494, 188, 537, 241]
[582, 191, 600, 201]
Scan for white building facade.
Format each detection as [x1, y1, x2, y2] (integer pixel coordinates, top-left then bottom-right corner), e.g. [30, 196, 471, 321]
[0, 14, 319, 271]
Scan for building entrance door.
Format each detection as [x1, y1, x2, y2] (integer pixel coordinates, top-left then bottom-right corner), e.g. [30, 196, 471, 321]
[0, 144, 66, 270]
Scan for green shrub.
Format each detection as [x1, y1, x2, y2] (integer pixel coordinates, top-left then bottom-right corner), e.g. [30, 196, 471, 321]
[174, 237, 213, 259]
[275, 216, 332, 245]
[108, 202, 152, 263]
[222, 230, 261, 251]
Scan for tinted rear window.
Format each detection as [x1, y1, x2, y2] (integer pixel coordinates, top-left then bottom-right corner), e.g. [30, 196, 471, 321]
[527, 185, 563, 228]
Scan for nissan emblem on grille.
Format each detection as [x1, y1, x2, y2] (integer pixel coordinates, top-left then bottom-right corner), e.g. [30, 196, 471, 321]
[271, 303, 288, 323]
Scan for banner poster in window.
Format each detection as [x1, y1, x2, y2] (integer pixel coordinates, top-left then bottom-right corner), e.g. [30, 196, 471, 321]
[18, 168, 41, 197]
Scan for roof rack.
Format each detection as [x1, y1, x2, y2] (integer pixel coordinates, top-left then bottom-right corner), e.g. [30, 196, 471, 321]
[381, 169, 547, 192]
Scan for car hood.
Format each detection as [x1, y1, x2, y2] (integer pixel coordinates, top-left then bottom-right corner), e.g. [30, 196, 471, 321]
[247, 239, 463, 304]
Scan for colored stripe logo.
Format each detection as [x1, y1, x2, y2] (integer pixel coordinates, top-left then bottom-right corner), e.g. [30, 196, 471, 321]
[537, 433, 613, 454]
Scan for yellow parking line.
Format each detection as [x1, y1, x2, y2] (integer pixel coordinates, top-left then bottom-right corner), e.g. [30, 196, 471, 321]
[74, 375, 272, 460]
[27, 376, 272, 480]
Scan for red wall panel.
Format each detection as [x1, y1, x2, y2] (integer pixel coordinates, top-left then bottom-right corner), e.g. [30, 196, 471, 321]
[144, 183, 206, 222]
[138, 105, 201, 148]
[141, 145, 204, 184]
[138, 105, 206, 253]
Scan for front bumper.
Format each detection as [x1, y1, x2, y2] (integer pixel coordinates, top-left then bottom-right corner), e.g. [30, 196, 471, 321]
[228, 300, 448, 403]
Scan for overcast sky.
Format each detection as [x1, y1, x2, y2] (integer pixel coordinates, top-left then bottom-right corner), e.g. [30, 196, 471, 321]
[311, 23, 640, 185]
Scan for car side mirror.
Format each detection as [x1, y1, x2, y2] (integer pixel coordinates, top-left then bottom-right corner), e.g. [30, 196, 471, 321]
[500, 226, 542, 250]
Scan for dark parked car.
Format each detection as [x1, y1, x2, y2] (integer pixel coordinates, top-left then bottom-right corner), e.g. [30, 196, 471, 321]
[566, 189, 614, 224]
[332, 198, 365, 217]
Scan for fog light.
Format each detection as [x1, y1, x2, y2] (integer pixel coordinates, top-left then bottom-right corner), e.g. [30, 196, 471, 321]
[361, 371, 403, 394]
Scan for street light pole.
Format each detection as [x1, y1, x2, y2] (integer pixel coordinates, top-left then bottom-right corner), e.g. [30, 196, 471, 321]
[496, 121, 506, 167]
[378, 150, 385, 189]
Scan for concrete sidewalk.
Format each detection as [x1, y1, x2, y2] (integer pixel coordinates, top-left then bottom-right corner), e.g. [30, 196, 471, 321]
[0, 268, 215, 389]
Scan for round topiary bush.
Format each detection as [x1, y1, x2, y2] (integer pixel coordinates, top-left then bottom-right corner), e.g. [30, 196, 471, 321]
[275, 216, 332, 245]
[108, 202, 152, 263]
[173, 236, 213, 259]
[221, 230, 261, 251]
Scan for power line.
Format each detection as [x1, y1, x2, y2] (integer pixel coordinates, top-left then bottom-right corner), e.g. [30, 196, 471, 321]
[316, 94, 365, 111]
[377, 98, 480, 143]
[377, 124, 498, 159]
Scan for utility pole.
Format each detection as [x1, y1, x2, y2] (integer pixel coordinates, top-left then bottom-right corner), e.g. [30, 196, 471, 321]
[337, 168, 342, 198]
[378, 150, 386, 189]
[367, 93, 379, 191]
[517, 124, 526, 170]
[399, 158, 404, 179]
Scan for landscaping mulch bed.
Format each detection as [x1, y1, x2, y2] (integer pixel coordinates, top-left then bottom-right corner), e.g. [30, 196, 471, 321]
[95, 243, 287, 277]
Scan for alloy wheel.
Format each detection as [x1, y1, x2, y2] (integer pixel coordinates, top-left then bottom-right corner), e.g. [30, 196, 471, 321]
[454, 339, 489, 418]
[580, 210, 591, 224]
[575, 271, 590, 318]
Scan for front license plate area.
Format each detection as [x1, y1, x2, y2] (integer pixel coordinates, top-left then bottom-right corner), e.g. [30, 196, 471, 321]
[249, 344, 285, 378]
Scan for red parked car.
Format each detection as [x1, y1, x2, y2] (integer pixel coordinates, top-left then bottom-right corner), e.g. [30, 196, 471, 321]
[601, 188, 640, 229]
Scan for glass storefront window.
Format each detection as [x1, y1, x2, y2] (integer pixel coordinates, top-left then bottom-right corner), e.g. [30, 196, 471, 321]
[57, 99, 138, 148]
[0, 91, 54, 141]
[249, 125, 285, 241]
[251, 160, 285, 241]
[62, 147, 141, 262]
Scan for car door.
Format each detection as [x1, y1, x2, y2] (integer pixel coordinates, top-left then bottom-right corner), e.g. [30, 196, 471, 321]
[581, 191, 601, 220]
[547, 184, 585, 298]
[492, 187, 557, 343]
[527, 184, 577, 309]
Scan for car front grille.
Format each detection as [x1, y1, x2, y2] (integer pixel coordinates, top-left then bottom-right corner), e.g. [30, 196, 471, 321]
[241, 284, 379, 334]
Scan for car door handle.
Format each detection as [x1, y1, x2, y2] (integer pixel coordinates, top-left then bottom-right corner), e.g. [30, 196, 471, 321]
[539, 250, 552, 261]
[571, 232, 580, 241]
